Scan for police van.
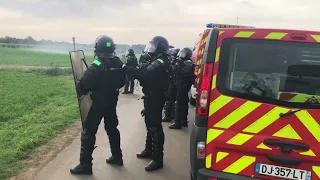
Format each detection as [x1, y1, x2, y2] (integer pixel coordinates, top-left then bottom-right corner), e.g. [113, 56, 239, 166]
[190, 23, 320, 180]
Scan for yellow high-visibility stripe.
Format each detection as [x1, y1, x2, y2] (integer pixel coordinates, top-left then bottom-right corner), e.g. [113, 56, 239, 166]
[313, 166, 320, 178]
[300, 149, 316, 157]
[219, 31, 224, 35]
[289, 94, 309, 103]
[311, 35, 320, 42]
[199, 48, 204, 55]
[226, 133, 253, 145]
[198, 58, 202, 65]
[211, 75, 217, 90]
[234, 31, 255, 38]
[272, 124, 302, 140]
[209, 95, 234, 117]
[215, 47, 220, 62]
[203, 35, 209, 44]
[265, 32, 287, 39]
[206, 154, 212, 168]
[295, 110, 320, 142]
[223, 156, 256, 174]
[242, 107, 290, 133]
[214, 101, 261, 129]
[206, 129, 224, 144]
[256, 143, 272, 150]
[216, 152, 229, 163]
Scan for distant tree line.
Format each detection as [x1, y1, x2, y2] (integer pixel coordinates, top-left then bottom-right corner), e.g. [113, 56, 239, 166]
[0, 36, 146, 53]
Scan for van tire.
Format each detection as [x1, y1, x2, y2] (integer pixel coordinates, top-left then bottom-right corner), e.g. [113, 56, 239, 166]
[189, 96, 196, 106]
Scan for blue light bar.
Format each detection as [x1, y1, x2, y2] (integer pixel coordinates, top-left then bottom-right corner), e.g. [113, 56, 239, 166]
[206, 23, 216, 28]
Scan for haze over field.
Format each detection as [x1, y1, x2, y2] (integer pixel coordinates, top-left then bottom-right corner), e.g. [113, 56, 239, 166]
[1, 0, 320, 47]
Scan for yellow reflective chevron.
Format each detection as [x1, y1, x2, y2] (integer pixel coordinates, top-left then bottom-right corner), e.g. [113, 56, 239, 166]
[265, 32, 287, 39]
[300, 149, 316, 157]
[219, 31, 224, 35]
[209, 95, 234, 117]
[199, 48, 204, 55]
[272, 124, 302, 140]
[313, 166, 320, 178]
[295, 110, 320, 142]
[226, 133, 253, 145]
[206, 129, 224, 144]
[223, 156, 256, 174]
[311, 35, 320, 42]
[215, 47, 220, 62]
[211, 75, 217, 90]
[234, 31, 255, 38]
[216, 152, 229, 163]
[214, 101, 261, 129]
[243, 107, 290, 133]
[257, 143, 272, 150]
[206, 154, 212, 168]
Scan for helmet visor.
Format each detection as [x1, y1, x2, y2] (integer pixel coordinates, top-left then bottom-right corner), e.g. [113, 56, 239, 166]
[145, 41, 158, 53]
[178, 50, 187, 59]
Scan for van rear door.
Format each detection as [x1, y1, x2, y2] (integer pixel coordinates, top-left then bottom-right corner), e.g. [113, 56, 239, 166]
[205, 28, 320, 180]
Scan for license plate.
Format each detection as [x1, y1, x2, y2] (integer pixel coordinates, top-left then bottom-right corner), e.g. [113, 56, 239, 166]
[255, 163, 311, 180]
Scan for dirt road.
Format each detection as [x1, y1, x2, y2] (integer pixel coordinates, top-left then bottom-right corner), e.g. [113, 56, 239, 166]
[33, 90, 194, 180]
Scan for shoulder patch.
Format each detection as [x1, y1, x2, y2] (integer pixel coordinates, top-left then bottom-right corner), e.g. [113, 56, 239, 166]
[157, 59, 164, 63]
[93, 59, 101, 66]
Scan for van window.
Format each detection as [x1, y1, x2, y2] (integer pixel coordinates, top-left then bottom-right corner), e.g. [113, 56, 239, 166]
[217, 38, 320, 108]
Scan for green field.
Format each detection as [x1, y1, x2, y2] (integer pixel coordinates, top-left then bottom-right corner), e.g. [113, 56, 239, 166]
[0, 47, 95, 67]
[0, 69, 80, 179]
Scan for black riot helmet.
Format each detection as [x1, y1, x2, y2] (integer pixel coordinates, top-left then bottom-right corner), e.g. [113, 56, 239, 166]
[145, 36, 169, 56]
[94, 35, 116, 58]
[170, 48, 180, 58]
[178, 47, 193, 60]
[125, 48, 134, 56]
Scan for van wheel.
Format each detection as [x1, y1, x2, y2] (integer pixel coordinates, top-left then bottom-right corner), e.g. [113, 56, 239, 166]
[189, 96, 196, 106]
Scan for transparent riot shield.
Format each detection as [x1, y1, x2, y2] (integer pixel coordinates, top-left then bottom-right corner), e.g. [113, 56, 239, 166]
[69, 50, 92, 129]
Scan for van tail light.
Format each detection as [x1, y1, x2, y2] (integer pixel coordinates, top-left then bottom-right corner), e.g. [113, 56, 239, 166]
[197, 142, 206, 159]
[197, 63, 213, 116]
[208, 178, 218, 180]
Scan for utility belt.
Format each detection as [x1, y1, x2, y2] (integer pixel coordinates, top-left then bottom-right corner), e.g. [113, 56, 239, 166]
[91, 89, 119, 100]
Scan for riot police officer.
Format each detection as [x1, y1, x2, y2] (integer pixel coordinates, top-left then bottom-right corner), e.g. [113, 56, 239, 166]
[162, 47, 180, 123]
[70, 35, 126, 175]
[124, 36, 171, 171]
[122, 48, 138, 94]
[139, 50, 151, 64]
[169, 47, 196, 129]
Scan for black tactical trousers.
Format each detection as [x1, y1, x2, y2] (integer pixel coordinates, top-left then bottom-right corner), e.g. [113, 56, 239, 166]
[143, 93, 166, 160]
[79, 94, 122, 165]
[174, 86, 190, 125]
[124, 75, 135, 92]
[163, 84, 177, 119]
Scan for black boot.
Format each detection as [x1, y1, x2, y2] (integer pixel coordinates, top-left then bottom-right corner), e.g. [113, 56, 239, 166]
[169, 122, 182, 129]
[137, 131, 152, 159]
[162, 101, 173, 122]
[169, 102, 182, 129]
[70, 132, 96, 175]
[145, 127, 164, 171]
[106, 128, 123, 166]
[106, 155, 123, 166]
[181, 121, 189, 127]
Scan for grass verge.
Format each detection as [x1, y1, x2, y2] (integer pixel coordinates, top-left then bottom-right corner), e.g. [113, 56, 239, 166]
[0, 69, 80, 179]
[0, 47, 94, 67]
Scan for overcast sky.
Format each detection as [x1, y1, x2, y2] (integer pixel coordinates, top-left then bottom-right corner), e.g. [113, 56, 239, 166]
[1, 0, 320, 47]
